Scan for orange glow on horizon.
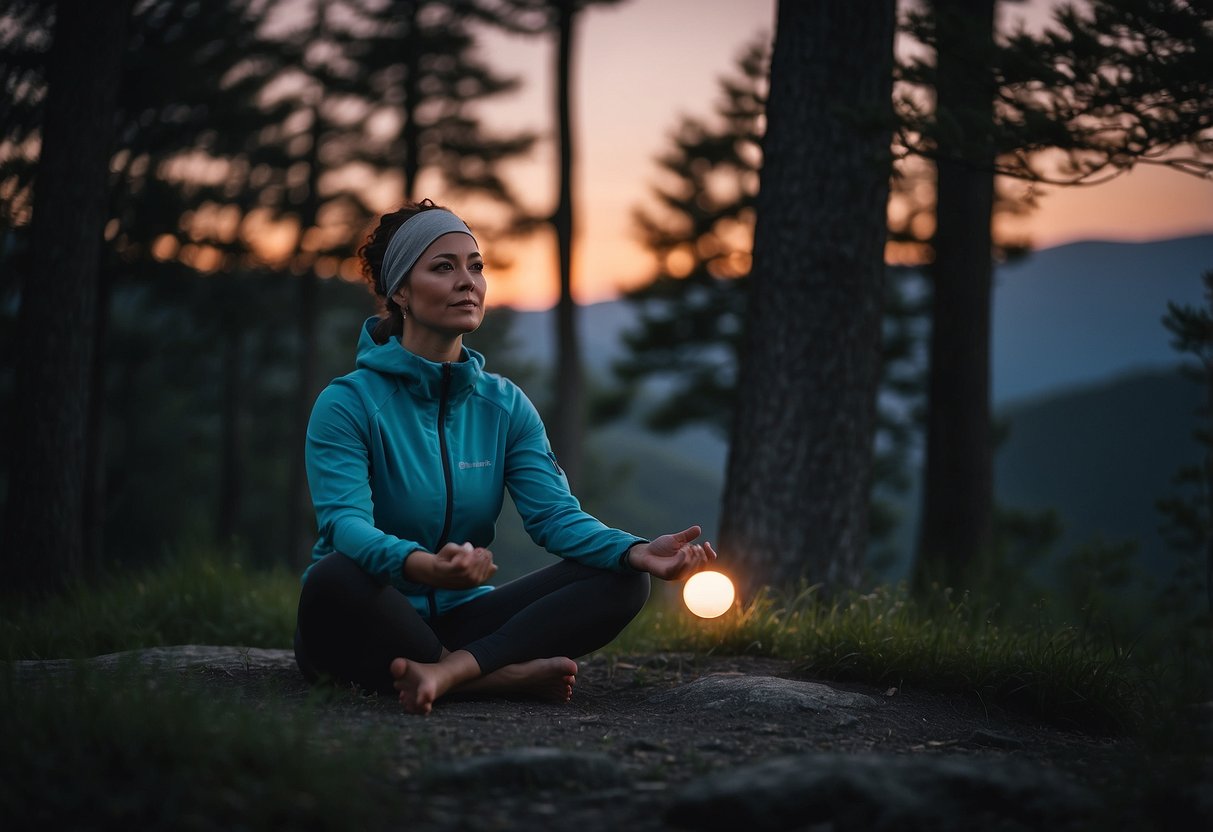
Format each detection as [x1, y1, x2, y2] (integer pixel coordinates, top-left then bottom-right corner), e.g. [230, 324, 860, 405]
[478, 159, 1211, 311]
[10, 0, 1209, 312]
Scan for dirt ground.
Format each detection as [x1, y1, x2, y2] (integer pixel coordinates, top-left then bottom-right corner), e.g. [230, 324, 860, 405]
[183, 649, 1181, 831]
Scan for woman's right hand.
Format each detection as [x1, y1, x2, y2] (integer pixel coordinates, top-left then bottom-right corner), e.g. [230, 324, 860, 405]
[405, 542, 497, 589]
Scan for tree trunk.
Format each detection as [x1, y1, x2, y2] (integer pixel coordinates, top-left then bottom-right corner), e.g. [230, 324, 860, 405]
[400, 0, 421, 201]
[913, 0, 997, 593]
[1204, 297, 1213, 627]
[1206, 406, 1213, 630]
[719, 0, 895, 599]
[285, 14, 326, 568]
[548, 0, 584, 487]
[217, 281, 243, 546]
[83, 258, 114, 575]
[2, 0, 130, 596]
[286, 266, 320, 566]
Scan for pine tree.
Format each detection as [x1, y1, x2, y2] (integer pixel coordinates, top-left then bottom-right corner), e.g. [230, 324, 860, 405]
[996, 0, 1213, 184]
[355, 0, 538, 211]
[204, 0, 539, 563]
[1, 0, 539, 568]
[2, 0, 131, 595]
[719, 0, 895, 597]
[612, 36, 766, 435]
[0, 1, 51, 242]
[481, 0, 626, 487]
[1157, 270, 1213, 628]
[0, 0, 311, 569]
[896, 0, 1213, 593]
[913, 0, 999, 592]
[611, 36, 925, 556]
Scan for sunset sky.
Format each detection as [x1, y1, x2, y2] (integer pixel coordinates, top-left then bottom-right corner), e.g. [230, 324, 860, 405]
[421, 0, 1213, 310]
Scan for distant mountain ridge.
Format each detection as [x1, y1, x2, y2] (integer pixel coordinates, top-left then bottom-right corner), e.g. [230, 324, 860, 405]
[993, 234, 1211, 404]
[490, 235, 1211, 581]
[997, 367, 1202, 575]
[506, 233, 1212, 407]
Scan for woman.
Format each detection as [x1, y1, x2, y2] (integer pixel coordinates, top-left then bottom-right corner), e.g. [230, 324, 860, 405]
[295, 199, 717, 714]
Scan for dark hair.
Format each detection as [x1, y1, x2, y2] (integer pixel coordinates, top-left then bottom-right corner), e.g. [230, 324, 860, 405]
[358, 198, 454, 344]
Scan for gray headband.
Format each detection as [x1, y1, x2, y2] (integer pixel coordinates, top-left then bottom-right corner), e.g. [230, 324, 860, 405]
[381, 209, 476, 300]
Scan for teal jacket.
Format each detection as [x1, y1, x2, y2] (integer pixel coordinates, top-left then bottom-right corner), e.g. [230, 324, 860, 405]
[303, 317, 643, 618]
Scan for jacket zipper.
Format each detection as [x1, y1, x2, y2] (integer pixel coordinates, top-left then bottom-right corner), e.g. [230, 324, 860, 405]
[429, 362, 454, 620]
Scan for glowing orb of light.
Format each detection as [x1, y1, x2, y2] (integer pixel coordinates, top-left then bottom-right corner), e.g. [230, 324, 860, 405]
[683, 570, 735, 619]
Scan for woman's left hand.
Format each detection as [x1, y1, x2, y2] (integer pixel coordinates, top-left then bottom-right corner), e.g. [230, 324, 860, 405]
[626, 525, 718, 581]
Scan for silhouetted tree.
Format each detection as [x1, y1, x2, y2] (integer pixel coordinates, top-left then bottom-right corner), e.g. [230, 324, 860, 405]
[995, 0, 1213, 185]
[719, 0, 895, 597]
[252, 0, 378, 566]
[0, 1, 50, 240]
[3, 0, 544, 569]
[899, 0, 1213, 592]
[107, 0, 283, 564]
[547, 0, 584, 487]
[611, 36, 765, 435]
[912, 0, 999, 592]
[1157, 269, 1213, 626]
[612, 36, 924, 557]
[2, 0, 304, 568]
[3, 0, 132, 595]
[243, 0, 538, 563]
[486, 0, 625, 488]
[358, 0, 537, 209]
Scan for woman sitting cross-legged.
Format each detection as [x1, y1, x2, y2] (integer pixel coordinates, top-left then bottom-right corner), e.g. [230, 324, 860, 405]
[294, 199, 717, 714]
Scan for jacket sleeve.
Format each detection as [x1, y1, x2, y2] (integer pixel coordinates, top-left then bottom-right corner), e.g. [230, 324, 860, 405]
[504, 391, 644, 571]
[305, 382, 427, 592]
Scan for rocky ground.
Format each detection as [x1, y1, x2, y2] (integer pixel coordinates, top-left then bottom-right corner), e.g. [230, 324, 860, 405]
[14, 646, 1213, 831]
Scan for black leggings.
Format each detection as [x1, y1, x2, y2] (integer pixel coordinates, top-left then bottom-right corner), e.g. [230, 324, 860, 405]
[294, 552, 651, 694]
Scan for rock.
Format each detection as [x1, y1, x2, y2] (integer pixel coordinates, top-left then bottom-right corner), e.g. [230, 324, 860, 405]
[665, 752, 1099, 832]
[646, 673, 877, 728]
[1186, 701, 1213, 747]
[422, 747, 627, 792]
[963, 729, 1026, 749]
[9, 646, 297, 677]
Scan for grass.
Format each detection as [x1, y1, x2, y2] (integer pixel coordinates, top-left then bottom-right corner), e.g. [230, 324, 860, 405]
[5, 551, 1198, 734]
[6, 550, 1207, 730]
[2, 552, 395, 830]
[0, 544, 298, 661]
[3, 550, 1207, 828]
[0, 662, 395, 831]
[614, 582, 1207, 735]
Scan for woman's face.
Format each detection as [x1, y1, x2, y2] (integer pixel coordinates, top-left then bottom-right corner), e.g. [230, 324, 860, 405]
[394, 231, 486, 341]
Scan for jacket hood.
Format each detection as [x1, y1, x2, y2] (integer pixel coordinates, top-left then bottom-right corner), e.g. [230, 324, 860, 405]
[354, 316, 485, 401]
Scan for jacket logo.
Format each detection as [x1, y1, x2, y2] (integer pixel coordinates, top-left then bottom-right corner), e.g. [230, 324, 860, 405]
[458, 460, 493, 470]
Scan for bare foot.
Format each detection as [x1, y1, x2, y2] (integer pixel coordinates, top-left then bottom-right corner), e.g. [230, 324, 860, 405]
[461, 657, 579, 703]
[389, 654, 577, 714]
[390, 657, 449, 715]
